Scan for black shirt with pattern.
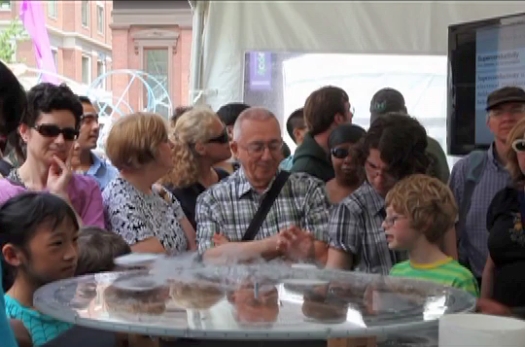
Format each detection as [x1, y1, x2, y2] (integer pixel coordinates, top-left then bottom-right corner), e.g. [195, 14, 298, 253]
[487, 186, 525, 307]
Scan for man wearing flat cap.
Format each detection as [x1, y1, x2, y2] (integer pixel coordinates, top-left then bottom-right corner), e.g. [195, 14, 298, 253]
[449, 86, 525, 288]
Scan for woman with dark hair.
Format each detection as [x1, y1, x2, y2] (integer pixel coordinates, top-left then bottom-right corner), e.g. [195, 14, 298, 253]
[0, 61, 27, 176]
[325, 124, 366, 204]
[0, 82, 105, 228]
[326, 114, 430, 274]
[0, 60, 29, 347]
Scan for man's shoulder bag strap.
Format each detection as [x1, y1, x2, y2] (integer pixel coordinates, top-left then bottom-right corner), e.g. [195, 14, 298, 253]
[242, 171, 291, 242]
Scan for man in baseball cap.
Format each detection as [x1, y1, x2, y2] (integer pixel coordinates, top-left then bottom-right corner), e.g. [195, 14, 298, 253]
[368, 87, 450, 184]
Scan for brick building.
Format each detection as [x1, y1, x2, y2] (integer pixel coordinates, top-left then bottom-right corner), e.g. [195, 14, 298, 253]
[110, 0, 193, 116]
[0, 0, 113, 91]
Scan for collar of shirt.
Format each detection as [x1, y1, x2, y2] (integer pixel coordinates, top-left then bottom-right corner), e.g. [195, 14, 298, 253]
[487, 142, 506, 171]
[235, 167, 281, 199]
[86, 151, 106, 176]
[361, 181, 386, 216]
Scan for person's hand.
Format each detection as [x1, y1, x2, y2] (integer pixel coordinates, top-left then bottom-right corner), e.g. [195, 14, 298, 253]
[276, 226, 315, 262]
[47, 147, 73, 199]
[476, 298, 512, 316]
[213, 233, 230, 246]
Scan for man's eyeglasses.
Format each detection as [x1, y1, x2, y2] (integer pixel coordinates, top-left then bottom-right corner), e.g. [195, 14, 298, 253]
[365, 160, 397, 182]
[81, 112, 99, 122]
[240, 139, 283, 156]
[489, 106, 525, 118]
[33, 124, 79, 141]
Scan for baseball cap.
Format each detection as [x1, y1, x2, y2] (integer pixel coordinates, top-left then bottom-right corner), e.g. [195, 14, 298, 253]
[369, 88, 406, 116]
[486, 86, 525, 111]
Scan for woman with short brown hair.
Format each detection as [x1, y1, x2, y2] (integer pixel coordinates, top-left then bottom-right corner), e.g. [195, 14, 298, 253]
[103, 112, 196, 254]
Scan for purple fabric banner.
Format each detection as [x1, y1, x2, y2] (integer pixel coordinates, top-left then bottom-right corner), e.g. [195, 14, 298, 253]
[20, 0, 59, 84]
[249, 51, 272, 91]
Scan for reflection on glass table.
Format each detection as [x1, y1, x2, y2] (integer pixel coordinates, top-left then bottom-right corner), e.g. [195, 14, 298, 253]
[34, 262, 476, 340]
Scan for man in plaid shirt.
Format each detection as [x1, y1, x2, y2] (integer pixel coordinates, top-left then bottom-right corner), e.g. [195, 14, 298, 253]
[195, 107, 331, 264]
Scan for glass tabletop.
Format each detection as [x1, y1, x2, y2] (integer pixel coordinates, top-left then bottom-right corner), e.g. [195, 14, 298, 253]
[33, 260, 476, 340]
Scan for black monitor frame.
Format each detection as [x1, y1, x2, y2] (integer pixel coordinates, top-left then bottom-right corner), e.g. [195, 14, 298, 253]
[447, 12, 525, 156]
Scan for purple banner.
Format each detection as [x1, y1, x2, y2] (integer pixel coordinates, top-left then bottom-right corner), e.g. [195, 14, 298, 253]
[249, 51, 272, 91]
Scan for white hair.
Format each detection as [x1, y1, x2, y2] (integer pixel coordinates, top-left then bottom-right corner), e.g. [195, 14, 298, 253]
[232, 107, 277, 141]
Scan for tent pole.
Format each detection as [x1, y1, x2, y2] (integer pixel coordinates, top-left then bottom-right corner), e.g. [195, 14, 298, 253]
[188, 0, 206, 105]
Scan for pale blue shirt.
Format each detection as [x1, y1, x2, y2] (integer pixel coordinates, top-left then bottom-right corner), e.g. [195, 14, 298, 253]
[84, 152, 118, 191]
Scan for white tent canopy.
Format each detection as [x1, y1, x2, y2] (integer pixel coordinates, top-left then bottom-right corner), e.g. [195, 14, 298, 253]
[190, 1, 525, 110]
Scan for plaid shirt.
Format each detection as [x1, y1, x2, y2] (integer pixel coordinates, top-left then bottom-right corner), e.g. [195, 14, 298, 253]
[449, 144, 511, 277]
[329, 182, 407, 275]
[195, 169, 331, 253]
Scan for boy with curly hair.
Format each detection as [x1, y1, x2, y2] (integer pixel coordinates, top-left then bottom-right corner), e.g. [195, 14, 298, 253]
[384, 174, 479, 296]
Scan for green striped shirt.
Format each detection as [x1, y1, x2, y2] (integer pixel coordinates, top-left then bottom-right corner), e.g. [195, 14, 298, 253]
[389, 257, 479, 297]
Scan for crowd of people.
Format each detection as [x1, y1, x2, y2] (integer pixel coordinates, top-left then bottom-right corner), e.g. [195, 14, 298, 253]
[0, 58, 523, 346]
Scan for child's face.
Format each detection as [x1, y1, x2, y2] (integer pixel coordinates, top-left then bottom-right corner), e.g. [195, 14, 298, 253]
[382, 206, 417, 250]
[4, 219, 79, 286]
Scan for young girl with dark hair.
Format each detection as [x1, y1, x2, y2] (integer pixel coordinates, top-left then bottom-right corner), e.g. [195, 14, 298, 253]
[0, 192, 80, 346]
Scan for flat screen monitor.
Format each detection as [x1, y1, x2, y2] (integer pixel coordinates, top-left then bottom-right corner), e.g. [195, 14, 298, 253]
[447, 12, 525, 156]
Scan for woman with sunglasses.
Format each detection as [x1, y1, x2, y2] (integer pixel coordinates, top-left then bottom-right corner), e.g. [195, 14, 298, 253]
[0, 83, 105, 228]
[483, 118, 525, 309]
[160, 106, 231, 229]
[325, 124, 366, 204]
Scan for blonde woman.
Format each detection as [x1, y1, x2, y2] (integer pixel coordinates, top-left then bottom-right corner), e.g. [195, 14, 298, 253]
[103, 112, 196, 254]
[482, 118, 525, 308]
[161, 106, 232, 228]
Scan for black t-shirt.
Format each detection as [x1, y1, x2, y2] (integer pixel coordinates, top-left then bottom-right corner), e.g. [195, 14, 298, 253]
[487, 186, 525, 307]
[165, 168, 230, 229]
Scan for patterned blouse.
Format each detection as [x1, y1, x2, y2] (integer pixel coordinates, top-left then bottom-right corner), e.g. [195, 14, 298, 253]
[195, 169, 331, 253]
[103, 177, 188, 253]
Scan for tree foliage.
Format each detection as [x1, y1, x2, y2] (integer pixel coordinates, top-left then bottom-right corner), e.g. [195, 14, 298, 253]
[0, 20, 27, 63]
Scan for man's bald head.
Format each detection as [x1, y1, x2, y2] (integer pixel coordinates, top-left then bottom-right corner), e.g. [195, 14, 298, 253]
[232, 107, 279, 141]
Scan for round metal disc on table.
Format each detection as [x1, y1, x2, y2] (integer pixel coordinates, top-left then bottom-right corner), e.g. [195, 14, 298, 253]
[34, 263, 476, 340]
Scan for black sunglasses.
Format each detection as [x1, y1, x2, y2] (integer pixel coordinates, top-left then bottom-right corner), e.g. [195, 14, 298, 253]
[33, 124, 79, 141]
[207, 130, 229, 144]
[331, 147, 350, 159]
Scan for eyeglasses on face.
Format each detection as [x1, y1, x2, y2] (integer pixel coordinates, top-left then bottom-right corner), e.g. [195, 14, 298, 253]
[331, 147, 350, 159]
[81, 113, 99, 124]
[512, 138, 525, 152]
[207, 129, 230, 144]
[383, 215, 406, 227]
[489, 106, 525, 118]
[240, 139, 283, 156]
[33, 124, 79, 141]
[365, 160, 397, 182]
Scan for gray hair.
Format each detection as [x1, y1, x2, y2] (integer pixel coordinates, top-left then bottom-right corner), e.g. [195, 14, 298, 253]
[232, 107, 277, 141]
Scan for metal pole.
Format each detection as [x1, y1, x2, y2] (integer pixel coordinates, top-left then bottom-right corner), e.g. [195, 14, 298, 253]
[188, 1, 206, 105]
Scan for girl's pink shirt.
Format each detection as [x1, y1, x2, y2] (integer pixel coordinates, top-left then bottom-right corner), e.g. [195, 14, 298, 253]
[0, 174, 105, 228]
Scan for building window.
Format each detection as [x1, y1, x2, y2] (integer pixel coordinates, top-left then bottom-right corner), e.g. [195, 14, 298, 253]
[144, 48, 170, 117]
[0, 1, 10, 10]
[51, 49, 58, 70]
[81, 1, 89, 27]
[96, 3, 104, 34]
[97, 60, 106, 89]
[81, 55, 91, 84]
[48, 1, 57, 18]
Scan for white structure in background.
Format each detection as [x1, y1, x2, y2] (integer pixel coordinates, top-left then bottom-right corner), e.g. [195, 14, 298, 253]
[281, 54, 453, 166]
